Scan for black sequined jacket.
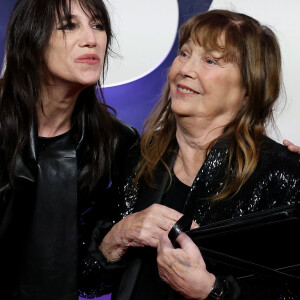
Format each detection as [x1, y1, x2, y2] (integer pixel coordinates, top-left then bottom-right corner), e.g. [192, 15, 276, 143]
[0, 115, 139, 300]
[81, 136, 300, 299]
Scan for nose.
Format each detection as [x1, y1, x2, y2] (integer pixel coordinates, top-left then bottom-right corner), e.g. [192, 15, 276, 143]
[179, 56, 198, 79]
[78, 26, 97, 48]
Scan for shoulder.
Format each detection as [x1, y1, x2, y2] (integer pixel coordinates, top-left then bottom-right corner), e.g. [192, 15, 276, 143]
[256, 136, 300, 201]
[110, 115, 140, 164]
[111, 115, 140, 152]
[260, 136, 300, 168]
[112, 115, 139, 144]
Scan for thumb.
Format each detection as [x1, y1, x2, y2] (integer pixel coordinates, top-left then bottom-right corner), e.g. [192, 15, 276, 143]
[176, 231, 201, 253]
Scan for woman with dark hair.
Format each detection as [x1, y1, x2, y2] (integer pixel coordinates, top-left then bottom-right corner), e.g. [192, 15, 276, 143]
[84, 9, 300, 299]
[0, 0, 139, 299]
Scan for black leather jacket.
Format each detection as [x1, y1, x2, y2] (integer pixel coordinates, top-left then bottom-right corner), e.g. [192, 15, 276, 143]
[81, 136, 300, 299]
[0, 115, 139, 300]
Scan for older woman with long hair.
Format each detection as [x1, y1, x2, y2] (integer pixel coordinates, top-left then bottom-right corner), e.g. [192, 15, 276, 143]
[84, 9, 300, 299]
[0, 0, 139, 298]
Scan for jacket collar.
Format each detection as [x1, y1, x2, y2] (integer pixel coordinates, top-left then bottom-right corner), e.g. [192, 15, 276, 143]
[133, 151, 177, 212]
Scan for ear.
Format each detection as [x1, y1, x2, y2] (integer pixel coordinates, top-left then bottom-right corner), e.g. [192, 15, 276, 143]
[242, 87, 249, 103]
[240, 95, 249, 112]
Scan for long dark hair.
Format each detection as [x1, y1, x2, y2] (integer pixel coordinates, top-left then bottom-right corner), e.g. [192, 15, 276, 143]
[136, 10, 282, 200]
[0, 0, 115, 190]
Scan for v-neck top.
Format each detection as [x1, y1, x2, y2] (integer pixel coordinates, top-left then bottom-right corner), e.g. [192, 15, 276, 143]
[131, 173, 191, 300]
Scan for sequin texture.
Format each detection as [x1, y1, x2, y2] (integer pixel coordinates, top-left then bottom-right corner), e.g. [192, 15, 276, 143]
[181, 137, 300, 226]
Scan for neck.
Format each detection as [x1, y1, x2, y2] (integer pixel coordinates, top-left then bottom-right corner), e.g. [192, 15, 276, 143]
[37, 84, 81, 137]
[175, 114, 227, 147]
[173, 115, 225, 186]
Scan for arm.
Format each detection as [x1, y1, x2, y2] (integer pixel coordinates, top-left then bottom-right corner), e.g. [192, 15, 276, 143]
[79, 203, 198, 297]
[78, 124, 141, 296]
[78, 190, 126, 298]
[99, 203, 199, 262]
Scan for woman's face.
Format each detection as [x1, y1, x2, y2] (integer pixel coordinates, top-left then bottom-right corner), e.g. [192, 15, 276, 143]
[169, 38, 246, 125]
[43, 1, 107, 89]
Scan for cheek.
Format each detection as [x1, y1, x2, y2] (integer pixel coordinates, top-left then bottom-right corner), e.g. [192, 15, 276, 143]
[168, 70, 175, 84]
[45, 42, 67, 63]
[43, 47, 71, 79]
[96, 33, 108, 60]
[210, 74, 241, 97]
[207, 73, 223, 88]
[168, 59, 180, 82]
[168, 70, 177, 97]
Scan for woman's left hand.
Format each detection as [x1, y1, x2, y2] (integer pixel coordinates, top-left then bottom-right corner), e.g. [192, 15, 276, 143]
[283, 140, 300, 155]
[157, 231, 216, 299]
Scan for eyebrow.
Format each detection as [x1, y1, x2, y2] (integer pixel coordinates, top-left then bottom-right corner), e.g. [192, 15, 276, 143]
[183, 40, 224, 59]
[58, 13, 101, 23]
[58, 14, 77, 22]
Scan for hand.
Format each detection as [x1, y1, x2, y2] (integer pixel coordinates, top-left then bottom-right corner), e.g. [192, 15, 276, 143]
[283, 140, 300, 155]
[157, 231, 215, 300]
[99, 204, 198, 262]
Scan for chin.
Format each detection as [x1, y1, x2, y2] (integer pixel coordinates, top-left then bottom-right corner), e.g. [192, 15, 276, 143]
[78, 76, 100, 87]
[78, 70, 101, 83]
[83, 79, 99, 86]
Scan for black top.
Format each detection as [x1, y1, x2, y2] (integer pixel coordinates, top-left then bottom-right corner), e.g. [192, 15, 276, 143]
[162, 174, 190, 212]
[132, 174, 190, 300]
[105, 136, 300, 300]
[0, 115, 140, 300]
[19, 130, 78, 299]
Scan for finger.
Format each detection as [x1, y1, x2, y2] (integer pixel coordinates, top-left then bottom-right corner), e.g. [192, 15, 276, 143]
[152, 214, 183, 233]
[155, 204, 184, 222]
[159, 230, 175, 250]
[289, 145, 300, 154]
[133, 207, 175, 233]
[283, 140, 300, 151]
[146, 204, 182, 226]
[283, 140, 300, 158]
[154, 206, 185, 231]
[191, 221, 200, 229]
[283, 139, 292, 147]
[176, 232, 201, 254]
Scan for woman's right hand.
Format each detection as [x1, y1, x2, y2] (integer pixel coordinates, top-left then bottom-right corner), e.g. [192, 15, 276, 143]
[99, 203, 198, 262]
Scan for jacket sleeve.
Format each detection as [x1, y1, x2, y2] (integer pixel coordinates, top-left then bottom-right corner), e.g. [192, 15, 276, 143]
[78, 221, 127, 298]
[78, 123, 140, 297]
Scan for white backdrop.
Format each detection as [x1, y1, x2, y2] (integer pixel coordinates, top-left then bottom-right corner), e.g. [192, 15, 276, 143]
[104, 0, 178, 86]
[209, 0, 300, 145]
[103, 0, 299, 145]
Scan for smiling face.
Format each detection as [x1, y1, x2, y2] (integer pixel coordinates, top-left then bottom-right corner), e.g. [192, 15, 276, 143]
[169, 38, 246, 127]
[43, 0, 107, 89]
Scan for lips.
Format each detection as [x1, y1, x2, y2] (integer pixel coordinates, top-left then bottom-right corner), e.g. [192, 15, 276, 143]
[75, 54, 100, 65]
[177, 84, 200, 95]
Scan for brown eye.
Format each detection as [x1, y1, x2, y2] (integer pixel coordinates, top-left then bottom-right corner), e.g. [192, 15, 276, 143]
[92, 23, 104, 31]
[57, 22, 76, 31]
